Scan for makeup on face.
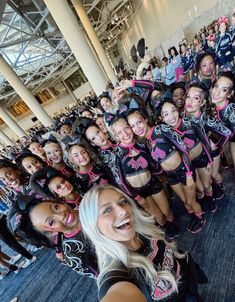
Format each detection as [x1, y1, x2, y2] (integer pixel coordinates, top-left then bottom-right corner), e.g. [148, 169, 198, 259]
[49, 176, 74, 198]
[113, 119, 134, 144]
[0, 167, 23, 189]
[30, 202, 79, 234]
[70, 145, 90, 167]
[127, 112, 148, 137]
[97, 189, 135, 243]
[86, 126, 108, 147]
[211, 76, 233, 105]
[185, 87, 204, 114]
[44, 143, 63, 164]
[161, 102, 179, 127]
[21, 156, 44, 175]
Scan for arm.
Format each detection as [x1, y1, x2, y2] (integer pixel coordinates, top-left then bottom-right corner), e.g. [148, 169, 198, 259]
[62, 236, 98, 278]
[101, 282, 146, 302]
[191, 120, 213, 165]
[205, 114, 232, 151]
[160, 125, 193, 175]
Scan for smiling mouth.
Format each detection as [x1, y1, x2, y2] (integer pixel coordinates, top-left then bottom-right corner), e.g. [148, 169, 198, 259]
[66, 211, 74, 225]
[115, 218, 131, 230]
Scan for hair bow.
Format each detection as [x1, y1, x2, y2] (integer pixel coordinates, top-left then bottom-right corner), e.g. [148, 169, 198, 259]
[207, 34, 215, 42]
[72, 117, 92, 136]
[66, 134, 82, 147]
[104, 112, 116, 126]
[119, 98, 139, 114]
[217, 16, 229, 25]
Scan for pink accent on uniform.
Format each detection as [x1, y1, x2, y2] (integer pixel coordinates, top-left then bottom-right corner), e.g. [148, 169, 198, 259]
[127, 156, 148, 170]
[183, 137, 195, 149]
[64, 224, 82, 238]
[151, 147, 166, 160]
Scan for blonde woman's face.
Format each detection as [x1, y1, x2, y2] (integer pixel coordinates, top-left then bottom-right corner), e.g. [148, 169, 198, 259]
[112, 119, 134, 144]
[97, 189, 135, 242]
[44, 143, 62, 164]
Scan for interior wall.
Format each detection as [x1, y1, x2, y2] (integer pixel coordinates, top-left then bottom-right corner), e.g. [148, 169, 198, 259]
[118, 0, 235, 66]
[0, 81, 92, 140]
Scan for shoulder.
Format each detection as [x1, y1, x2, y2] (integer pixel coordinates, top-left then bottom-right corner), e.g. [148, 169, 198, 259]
[99, 270, 142, 301]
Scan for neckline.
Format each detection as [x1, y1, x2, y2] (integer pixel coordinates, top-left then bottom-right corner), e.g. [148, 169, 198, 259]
[216, 99, 229, 110]
[64, 224, 82, 238]
[173, 118, 182, 130]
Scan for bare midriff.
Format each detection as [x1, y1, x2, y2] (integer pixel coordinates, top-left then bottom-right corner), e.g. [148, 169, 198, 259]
[126, 170, 151, 188]
[189, 142, 203, 160]
[161, 151, 182, 171]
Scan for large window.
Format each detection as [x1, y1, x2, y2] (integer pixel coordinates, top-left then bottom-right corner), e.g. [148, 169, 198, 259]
[65, 68, 88, 91]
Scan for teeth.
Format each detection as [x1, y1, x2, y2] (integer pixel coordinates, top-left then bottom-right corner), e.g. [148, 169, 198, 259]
[115, 218, 130, 228]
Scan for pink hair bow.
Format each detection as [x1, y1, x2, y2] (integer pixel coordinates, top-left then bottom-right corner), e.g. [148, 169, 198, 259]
[217, 16, 229, 25]
[207, 34, 215, 42]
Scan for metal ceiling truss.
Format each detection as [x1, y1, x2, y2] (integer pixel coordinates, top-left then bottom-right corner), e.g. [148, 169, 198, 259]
[0, 0, 72, 104]
[0, 0, 134, 106]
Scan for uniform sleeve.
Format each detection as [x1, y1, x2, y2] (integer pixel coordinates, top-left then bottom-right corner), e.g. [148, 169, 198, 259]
[226, 104, 235, 134]
[160, 124, 193, 175]
[205, 114, 232, 150]
[62, 234, 98, 279]
[99, 270, 137, 301]
[131, 80, 155, 104]
[190, 119, 213, 164]
[112, 147, 142, 201]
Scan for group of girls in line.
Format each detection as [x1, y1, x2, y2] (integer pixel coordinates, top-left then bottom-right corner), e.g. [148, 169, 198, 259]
[0, 67, 234, 301]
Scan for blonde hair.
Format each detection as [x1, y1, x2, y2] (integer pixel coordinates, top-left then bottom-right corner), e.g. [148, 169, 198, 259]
[79, 185, 186, 293]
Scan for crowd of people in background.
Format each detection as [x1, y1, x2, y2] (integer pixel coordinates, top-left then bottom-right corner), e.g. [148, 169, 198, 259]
[0, 9, 235, 302]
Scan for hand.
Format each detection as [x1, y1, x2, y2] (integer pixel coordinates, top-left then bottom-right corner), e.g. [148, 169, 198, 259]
[117, 79, 132, 91]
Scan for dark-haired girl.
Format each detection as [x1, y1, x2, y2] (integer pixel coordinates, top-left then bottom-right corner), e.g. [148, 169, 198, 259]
[105, 114, 178, 239]
[160, 99, 216, 212]
[30, 168, 82, 209]
[84, 123, 148, 205]
[216, 16, 233, 68]
[185, 83, 232, 199]
[16, 152, 46, 176]
[28, 141, 47, 162]
[126, 110, 206, 233]
[179, 43, 194, 80]
[170, 82, 186, 112]
[14, 200, 98, 278]
[211, 71, 235, 170]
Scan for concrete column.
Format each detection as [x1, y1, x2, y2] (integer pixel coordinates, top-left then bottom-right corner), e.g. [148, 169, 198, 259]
[71, 0, 118, 85]
[43, 0, 107, 96]
[0, 129, 13, 145]
[61, 80, 77, 103]
[0, 56, 53, 127]
[47, 87, 56, 98]
[0, 107, 26, 138]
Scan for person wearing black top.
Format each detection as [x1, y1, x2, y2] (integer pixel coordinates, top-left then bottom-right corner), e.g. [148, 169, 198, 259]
[79, 185, 207, 302]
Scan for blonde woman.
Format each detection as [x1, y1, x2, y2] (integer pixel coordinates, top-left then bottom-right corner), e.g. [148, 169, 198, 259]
[79, 185, 207, 302]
